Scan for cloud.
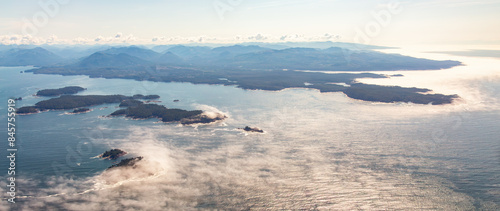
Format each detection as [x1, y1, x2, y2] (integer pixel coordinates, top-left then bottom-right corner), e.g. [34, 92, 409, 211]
[0, 33, 343, 45]
[94, 36, 104, 42]
[0, 34, 45, 45]
[248, 33, 267, 40]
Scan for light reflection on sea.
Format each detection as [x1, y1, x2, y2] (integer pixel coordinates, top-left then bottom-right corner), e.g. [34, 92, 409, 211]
[0, 45, 499, 210]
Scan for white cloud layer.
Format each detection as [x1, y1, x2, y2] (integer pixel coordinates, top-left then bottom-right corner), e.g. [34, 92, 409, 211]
[0, 33, 342, 45]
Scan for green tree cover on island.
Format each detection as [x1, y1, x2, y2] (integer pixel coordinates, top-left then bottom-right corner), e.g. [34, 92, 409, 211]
[110, 103, 203, 122]
[36, 86, 86, 96]
[119, 99, 144, 107]
[16, 94, 161, 114]
[15, 93, 219, 124]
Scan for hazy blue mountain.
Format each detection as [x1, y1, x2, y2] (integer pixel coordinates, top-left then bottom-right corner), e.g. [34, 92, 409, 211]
[281, 41, 394, 50]
[0, 47, 63, 66]
[43, 45, 116, 59]
[238, 42, 291, 50]
[237, 41, 392, 50]
[18, 43, 460, 73]
[165, 45, 212, 59]
[76, 52, 152, 68]
[99, 46, 161, 61]
[151, 45, 176, 53]
[211, 45, 271, 55]
[0, 44, 15, 51]
[221, 47, 460, 71]
[154, 52, 184, 65]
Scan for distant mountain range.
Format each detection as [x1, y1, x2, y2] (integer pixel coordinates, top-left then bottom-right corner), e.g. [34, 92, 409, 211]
[18, 42, 462, 105]
[0, 47, 63, 66]
[76, 52, 153, 68]
[0, 43, 460, 71]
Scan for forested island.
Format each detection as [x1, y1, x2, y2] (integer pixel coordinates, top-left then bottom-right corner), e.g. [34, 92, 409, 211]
[16, 94, 160, 114]
[16, 91, 226, 124]
[342, 83, 458, 105]
[36, 86, 86, 96]
[16, 106, 42, 114]
[110, 102, 225, 124]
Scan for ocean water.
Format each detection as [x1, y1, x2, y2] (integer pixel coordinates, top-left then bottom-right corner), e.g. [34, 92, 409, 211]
[0, 49, 499, 210]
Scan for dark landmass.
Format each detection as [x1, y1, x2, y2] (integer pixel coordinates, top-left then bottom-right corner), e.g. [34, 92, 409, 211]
[20, 44, 462, 105]
[70, 108, 90, 114]
[241, 126, 264, 133]
[180, 113, 227, 125]
[108, 157, 143, 170]
[16, 94, 160, 114]
[343, 83, 459, 105]
[119, 99, 144, 107]
[28, 65, 459, 104]
[100, 149, 127, 160]
[109, 103, 223, 124]
[133, 94, 160, 100]
[36, 86, 86, 96]
[16, 106, 42, 114]
[15, 90, 227, 124]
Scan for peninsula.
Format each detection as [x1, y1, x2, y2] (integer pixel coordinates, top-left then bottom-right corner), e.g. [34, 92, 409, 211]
[26, 45, 462, 105]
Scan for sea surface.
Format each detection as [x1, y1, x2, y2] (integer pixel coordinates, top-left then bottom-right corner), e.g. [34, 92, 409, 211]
[0, 48, 499, 210]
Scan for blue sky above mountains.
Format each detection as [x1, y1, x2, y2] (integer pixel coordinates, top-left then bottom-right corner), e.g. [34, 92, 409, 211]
[0, 0, 499, 45]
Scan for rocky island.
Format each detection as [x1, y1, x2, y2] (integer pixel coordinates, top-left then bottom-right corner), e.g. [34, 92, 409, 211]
[241, 126, 264, 133]
[100, 149, 127, 160]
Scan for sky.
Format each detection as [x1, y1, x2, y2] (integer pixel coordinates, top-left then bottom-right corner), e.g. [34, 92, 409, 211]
[0, 0, 499, 46]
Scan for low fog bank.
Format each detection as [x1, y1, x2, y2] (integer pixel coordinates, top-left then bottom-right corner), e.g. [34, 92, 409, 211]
[10, 101, 499, 210]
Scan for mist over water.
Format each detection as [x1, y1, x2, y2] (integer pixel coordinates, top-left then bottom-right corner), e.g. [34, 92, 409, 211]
[1, 47, 499, 210]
